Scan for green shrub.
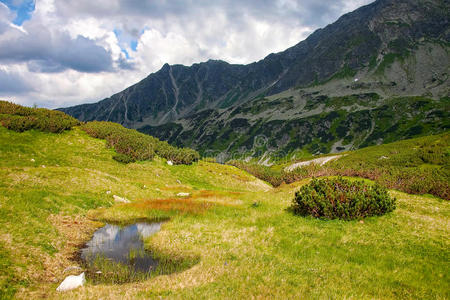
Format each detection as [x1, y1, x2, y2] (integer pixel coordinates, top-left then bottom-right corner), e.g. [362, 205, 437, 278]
[229, 133, 450, 200]
[81, 121, 200, 165]
[291, 177, 396, 220]
[227, 160, 284, 186]
[0, 101, 79, 133]
[113, 153, 136, 164]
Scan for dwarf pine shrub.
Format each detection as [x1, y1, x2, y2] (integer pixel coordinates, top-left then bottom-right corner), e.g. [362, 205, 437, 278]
[229, 133, 449, 200]
[291, 177, 396, 220]
[0, 101, 79, 133]
[81, 121, 200, 165]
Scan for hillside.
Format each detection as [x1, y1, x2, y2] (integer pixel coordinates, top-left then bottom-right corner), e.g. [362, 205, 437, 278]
[0, 126, 271, 298]
[0, 106, 449, 299]
[229, 132, 450, 199]
[60, 0, 450, 158]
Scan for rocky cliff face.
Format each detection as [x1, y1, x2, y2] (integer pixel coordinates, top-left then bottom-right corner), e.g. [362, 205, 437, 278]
[60, 0, 450, 159]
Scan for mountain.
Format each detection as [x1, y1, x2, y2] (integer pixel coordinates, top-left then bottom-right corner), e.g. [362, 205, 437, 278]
[60, 0, 450, 160]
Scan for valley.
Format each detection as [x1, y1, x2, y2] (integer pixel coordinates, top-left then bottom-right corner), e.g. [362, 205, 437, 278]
[0, 0, 449, 298]
[0, 115, 448, 299]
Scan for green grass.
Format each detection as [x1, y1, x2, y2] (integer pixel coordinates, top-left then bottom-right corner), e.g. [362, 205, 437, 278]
[230, 132, 450, 200]
[329, 133, 450, 198]
[0, 126, 449, 299]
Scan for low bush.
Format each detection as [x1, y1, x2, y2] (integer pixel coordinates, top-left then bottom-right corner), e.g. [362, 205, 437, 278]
[155, 140, 200, 165]
[291, 177, 396, 220]
[228, 133, 450, 200]
[81, 121, 200, 165]
[0, 101, 79, 133]
[227, 160, 284, 186]
[113, 153, 136, 164]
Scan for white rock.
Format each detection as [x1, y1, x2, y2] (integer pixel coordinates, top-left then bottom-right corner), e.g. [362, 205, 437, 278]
[56, 272, 85, 292]
[354, 78, 359, 82]
[30, 158, 35, 162]
[167, 160, 173, 166]
[177, 192, 190, 197]
[113, 195, 130, 203]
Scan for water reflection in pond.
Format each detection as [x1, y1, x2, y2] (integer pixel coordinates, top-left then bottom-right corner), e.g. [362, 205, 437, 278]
[81, 222, 162, 273]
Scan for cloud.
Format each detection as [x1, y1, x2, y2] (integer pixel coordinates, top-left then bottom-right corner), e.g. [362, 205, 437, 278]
[53, 0, 374, 31]
[0, 69, 33, 93]
[0, 21, 8, 34]
[0, 24, 113, 73]
[0, 0, 374, 108]
[117, 55, 135, 70]
[0, 2, 12, 33]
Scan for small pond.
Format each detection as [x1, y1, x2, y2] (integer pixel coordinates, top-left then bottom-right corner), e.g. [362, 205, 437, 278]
[81, 222, 162, 273]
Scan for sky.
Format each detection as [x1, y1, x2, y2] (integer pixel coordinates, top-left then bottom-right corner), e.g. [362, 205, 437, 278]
[0, 0, 374, 109]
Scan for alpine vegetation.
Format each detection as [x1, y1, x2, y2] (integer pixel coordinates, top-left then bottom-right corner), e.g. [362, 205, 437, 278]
[291, 177, 396, 220]
[0, 100, 79, 133]
[81, 121, 200, 164]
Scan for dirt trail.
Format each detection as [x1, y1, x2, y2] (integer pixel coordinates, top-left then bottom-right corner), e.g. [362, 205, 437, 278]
[284, 155, 342, 172]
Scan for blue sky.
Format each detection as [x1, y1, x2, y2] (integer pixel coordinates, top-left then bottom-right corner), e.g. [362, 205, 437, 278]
[0, 0, 35, 25]
[113, 28, 139, 59]
[0, 0, 373, 108]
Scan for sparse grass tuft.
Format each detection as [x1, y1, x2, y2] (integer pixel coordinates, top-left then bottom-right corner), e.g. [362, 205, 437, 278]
[84, 250, 200, 285]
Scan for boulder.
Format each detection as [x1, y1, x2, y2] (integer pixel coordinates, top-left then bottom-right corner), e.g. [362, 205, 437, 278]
[56, 272, 85, 292]
[113, 195, 130, 203]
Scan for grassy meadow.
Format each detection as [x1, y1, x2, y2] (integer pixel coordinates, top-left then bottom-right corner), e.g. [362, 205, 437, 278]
[0, 125, 449, 299]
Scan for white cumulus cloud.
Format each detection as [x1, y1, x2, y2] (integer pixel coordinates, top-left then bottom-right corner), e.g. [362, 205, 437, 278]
[0, 0, 374, 108]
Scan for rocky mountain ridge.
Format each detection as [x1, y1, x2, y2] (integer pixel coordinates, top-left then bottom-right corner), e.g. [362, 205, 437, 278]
[60, 0, 450, 159]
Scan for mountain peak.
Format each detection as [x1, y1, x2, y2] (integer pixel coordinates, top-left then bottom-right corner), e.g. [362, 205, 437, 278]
[59, 0, 449, 156]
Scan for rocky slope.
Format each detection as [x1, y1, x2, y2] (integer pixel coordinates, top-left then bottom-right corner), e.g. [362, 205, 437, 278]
[60, 0, 450, 159]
